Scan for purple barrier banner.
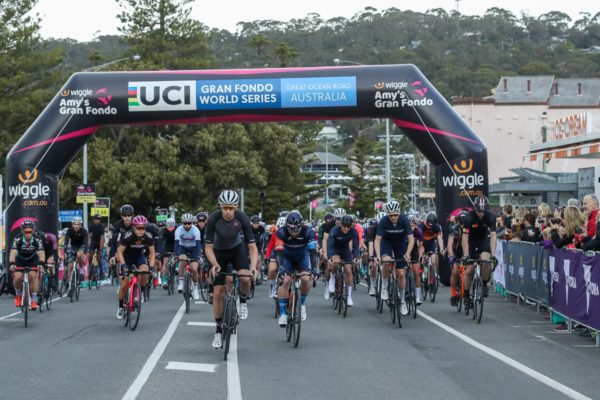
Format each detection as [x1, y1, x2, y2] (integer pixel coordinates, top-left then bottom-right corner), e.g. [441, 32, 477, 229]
[549, 249, 600, 330]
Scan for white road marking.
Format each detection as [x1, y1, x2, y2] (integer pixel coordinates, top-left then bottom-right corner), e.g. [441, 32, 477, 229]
[418, 309, 593, 400]
[0, 292, 68, 321]
[122, 302, 186, 400]
[194, 301, 208, 304]
[165, 361, 217, 372]
[227, 334, 242, 400]
[359, 282, 368, 287]
[187, 321, 216, 327]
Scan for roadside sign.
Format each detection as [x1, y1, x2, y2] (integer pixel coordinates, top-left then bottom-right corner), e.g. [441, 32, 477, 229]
[59, 209, 82, 222]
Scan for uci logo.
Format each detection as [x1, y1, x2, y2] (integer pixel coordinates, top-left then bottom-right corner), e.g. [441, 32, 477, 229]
[18, 168, 38, 184]
[128, 80, 197, 112]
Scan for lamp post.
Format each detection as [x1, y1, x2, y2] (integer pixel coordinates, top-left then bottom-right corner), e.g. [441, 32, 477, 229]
[333, 58, 363, 66]
[81, 55, 141, 228]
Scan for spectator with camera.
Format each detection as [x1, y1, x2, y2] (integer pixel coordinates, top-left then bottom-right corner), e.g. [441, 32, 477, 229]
[550, 205, 585, 249]
[520, 213, 540, 243]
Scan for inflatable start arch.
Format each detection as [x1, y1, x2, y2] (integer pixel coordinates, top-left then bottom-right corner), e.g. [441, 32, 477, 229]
[5, 64, 488, 255]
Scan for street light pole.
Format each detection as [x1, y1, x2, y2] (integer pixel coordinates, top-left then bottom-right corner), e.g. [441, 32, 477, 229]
[325, 138, 329, 206]
[333, 58, 363, 66]
[385, 119, 391, 202]
[82, 54, 141, 229]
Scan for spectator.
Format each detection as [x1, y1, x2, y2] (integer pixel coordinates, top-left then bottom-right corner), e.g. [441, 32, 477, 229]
[551, 206, 584, 249]
[567, 198, 581, 209]
[520, 213, 540, 243]
[580, 194, 599, 245]
[537, 202, 552, 228]
[502, 204, 513, 239]
[512, 206, 527, 236]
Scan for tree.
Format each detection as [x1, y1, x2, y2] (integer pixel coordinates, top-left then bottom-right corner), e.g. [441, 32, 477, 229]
[345, 135, 385, 217]
[273, 42, 299, 67]
[246, 33, 271, 62]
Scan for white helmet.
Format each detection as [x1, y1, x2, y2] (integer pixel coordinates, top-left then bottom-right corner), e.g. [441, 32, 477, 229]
[72, 216, 83, 224]
[218, 190, 239, 206]
[376, 211, 387, 221]
[384, 200, 401, 214]
[181, 213, 195, 223]
[166, 218, 176, 227]
[333, 208, 346, 217]
[276, 217, 286, 228]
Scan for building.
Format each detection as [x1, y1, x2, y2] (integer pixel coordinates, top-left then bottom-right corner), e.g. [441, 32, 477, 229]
[301, 152, 352, 204]
[453, 76, 600, 185]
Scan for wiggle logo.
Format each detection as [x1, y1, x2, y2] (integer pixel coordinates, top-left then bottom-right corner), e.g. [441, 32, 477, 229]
[374, 82, 385, 89]
[18, 169, 38, 184]
[453, 158, 473, 174]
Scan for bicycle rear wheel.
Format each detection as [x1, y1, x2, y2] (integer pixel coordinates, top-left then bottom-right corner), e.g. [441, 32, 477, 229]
[456, 277, 463, 312]
[184, 272, 191, 314]
[421, 266, 429, 300]
[394, 282, 403, 328]
[75, 272, 80, 301]
[389, 278, 397, 325]
[473, 277, 484, 324]
[199, 271, 208, 302]
[129, 282, 142, 331]
[167, 270, 174, 295]
[408, 273, 417, 319]
[39, 277, 47, 313]
[286, 290, 295, 343]
[429, 270, 438, 303]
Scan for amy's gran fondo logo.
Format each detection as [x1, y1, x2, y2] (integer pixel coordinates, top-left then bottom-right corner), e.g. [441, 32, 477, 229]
[9, 168, 51, 206]
[372, 80, 433, 109]
[442, 157, 485, 197]
[59, 87, 117, 115]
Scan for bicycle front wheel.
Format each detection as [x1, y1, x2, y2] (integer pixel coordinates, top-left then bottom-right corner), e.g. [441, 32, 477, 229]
[429, 271, 438, 303]
[129, 282, 142, 331]
[39, 277, 47, 313]
[292, 287, 301, 348]
[22, 289, 29, 328]
[287, 290, 295, 343]
[199, 271, 208, 302]
[184, 272, 191, 314]
[376, 273, 383, 313]
[389, 279, 397, 325]
[473, 277, 484, 324]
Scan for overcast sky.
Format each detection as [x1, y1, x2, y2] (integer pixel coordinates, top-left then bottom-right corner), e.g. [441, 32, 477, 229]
[33, 0, 596, 42]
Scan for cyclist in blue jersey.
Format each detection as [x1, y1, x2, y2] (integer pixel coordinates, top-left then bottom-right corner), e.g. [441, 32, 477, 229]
[323, 207, 345, 299]
[276, 212, 317, 326]
[327, 215, 359, 306]
[175, 213, 203, 300]
[374, 200, 414, 316]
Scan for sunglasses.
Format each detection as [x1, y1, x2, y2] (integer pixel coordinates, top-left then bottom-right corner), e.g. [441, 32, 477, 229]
[287, 225, 302, 233]
[135, 226, 146, 231]
[23, 230, 33, 234]
[222, 206, 236, 211]
[122, 214, 133, 218]
[389, 214, 400, 218]
[341, 224, 352, 228]
[183, 222, 192, 226]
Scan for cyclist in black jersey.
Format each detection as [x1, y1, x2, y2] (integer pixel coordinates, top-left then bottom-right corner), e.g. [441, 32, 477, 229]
[63, 216, 89, 293]
[462, 195, 498, 305]
[204, 190, 258, 349]
[87, 214, 105, 280]
[448, 209, 468, 306]
[115, 215, 155, 319]
[9, 220, 45, 309]
[160, 218, 177, 288]
[109, 204, 135, 263]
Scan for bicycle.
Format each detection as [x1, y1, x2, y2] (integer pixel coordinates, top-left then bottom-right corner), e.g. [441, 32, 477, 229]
[284, 271, 311, 348]
[454, 262, 466, 313]
[14, 266, 40, 327]
[405, 263, 417, 320]
[39, 262, 55, 312]
[88, 251, 101, 290]
[67, 264, 81, 303]
[177, 257, 194, 313]
[122, 268, 151, 331]
[381, 259, 403, 328]
[219, 271, 240, 361]
[464, 258, 495, 324]
[164, 254, 176, 296]
[108, 258, 118, 287]
[330, 261, 347, 318]
[421, 252, 439, 302]
[375, 262, 384, 314]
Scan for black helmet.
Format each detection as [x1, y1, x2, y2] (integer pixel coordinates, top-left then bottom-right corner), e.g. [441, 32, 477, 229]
[426, 212, 438, 226]
[341, 215, 353, 227]
[250, 215, 261, 223]
[120, 204, 134, 215]
[473, 195, 489, 211]
[21, 219, 35, 229]
[324, 212, 334, 222]
[286, 212, 303, 233]
[93, 213, 102, 220]
[368, 218, 377, 227]
[196, 212, 207, 222]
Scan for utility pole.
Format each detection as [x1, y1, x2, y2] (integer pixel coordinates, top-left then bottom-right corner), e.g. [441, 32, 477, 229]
[455, 0, 461, 13]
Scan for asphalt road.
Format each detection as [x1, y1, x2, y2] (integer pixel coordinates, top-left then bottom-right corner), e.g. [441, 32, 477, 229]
[1, 279, 599, 400]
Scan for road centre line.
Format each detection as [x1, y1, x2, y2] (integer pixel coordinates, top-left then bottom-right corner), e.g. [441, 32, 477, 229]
[122, 302, 186, 400]
[187, 321, 216, 327]
[227, 334, 242, 400]
[418, 309, 592, 400]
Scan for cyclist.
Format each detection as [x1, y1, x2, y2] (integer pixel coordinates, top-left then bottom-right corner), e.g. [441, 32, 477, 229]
[448, 210, 468, 306]
[264, 216, 286, 298]
[323, 207, 345, 299]
[115, 215, 155, 319]
[205, 190, 258, 349]
[462, 195, 497, 306]
[196, 212, 213, 303]
[374, 200, 414, 316]
[160, 218, 177, 289]
[146, 221, 162, 287]
[418, 212, 445, 303]
[8, 220, 45, 309]
[407, 215, 425, 304]
[40, 230, 59, 292]
[109, 204, 135, 264]
[366, 218, 379, 296]
[326, 214, 359, 306]
[276, 212, 317, 326]
[175, 213, 202, 300]
[63, 216, 88, 295]
[87, 213, 105, 282]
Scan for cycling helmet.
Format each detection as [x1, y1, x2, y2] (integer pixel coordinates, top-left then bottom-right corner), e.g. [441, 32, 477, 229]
[120, 204, 134, 215]
[276, 216, 286, 229]
[340, 215, 353, 227]
[324, 212, 334, 222]
[384, 200, 401, 214]
[181, 213, 195, 223]
[368, 218, 377, 227]
[218, 190, 239, 206]
[426, 212, 438, 226]
[132, 215, 148, 226]
[21, 219, 35, 229]
[333, 208, 346, 218]
[376, 211, 387, 221]
[166, 218, 176, 228]
[473, 195, 489, 211]
[71, 216, 83, 224]
[196, 212, 208, 222]
[290, 209, 302, 217]
[250, 215, 261, 223]
[157, 220, 165, 227]
[93, 213, 102, 219]
[409, 214, 419, 224]
[286, 212, 303, 233]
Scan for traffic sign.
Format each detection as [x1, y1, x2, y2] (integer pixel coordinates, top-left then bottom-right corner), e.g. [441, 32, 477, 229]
[59, 209, 82, 222]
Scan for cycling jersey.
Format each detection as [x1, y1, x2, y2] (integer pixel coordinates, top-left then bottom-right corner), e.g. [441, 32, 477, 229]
[277, 225, 316, 273]
[161, 227, 176, 254]
[410, 226, 424, 263]
[174, 224, 201, 259]
[89, 222, 105, 244]
[119, 230, 154, 260]
[327, 225, 359, 261]
[418, 222, 442, 252]
[205, 210, 254, 250]
[12, 233, 44, 265]
[366, 226, 377, 243]
[110, 219, 133, 257]
[64, 227, 89, 251]
[448, 223, 464, 259]
[376, 215, 412, 242]
[463, 210, 495, 241]
[252, 224, 266, 252]
[354, 223, 365, 248]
